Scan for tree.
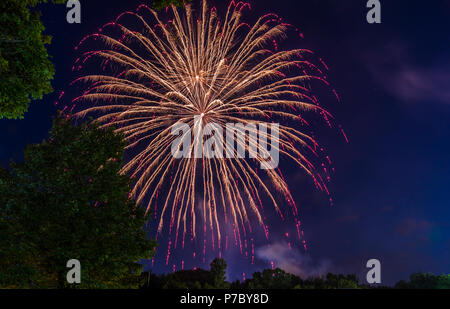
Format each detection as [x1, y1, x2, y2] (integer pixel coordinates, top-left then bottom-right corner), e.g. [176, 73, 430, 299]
[0, 0, 65, 119]
[246, 268, 301, 289]
[0, 167, 41, 288]
[140, 258, 229, 289]
[153, 0, 191, 11]
[322, 273, 360, 289]
[395, 273, 450, 289]
[208, 258, 229, 289]
[0, 116, 156, 288]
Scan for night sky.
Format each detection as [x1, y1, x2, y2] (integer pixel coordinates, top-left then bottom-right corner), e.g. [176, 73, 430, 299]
[1, 0, 449, 285]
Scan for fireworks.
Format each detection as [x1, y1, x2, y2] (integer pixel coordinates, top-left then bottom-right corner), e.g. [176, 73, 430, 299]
[69, 0, 341, 264]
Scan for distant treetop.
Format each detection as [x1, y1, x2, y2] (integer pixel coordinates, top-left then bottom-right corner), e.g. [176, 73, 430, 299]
[153, 0, 191, 11]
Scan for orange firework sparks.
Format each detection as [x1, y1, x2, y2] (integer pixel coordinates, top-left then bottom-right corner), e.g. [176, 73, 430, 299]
[68, 0, 341, 263]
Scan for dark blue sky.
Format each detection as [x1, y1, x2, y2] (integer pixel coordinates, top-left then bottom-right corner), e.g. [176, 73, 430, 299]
[1, 0, 449, 285]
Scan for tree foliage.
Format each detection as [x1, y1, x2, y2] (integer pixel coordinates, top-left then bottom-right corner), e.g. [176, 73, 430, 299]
[142, 261, 369, 290]
[142, 259, 449, 290]
[244, 268, 302, 289]
[395, 273, 450, 289]
[0, 0, 65, 119]
[152, 0, 191, 11]
[0, 116, 156, 288]
[209, 258, 229, 289]
[296, 273, 360, 289]
[142, 258, 230, 289]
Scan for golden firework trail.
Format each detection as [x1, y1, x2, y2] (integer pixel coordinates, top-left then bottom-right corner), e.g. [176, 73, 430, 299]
[68, 0, 342, 263]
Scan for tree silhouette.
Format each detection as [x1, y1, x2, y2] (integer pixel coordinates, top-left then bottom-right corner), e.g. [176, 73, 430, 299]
[0, 116, 156, 288]
[395, 273, 450, 289]
[0, 0, 66, 119]
[208, 258, 229, 289]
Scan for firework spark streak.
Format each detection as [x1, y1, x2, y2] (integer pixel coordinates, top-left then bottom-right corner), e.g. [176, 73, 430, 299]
[68, 0, 342, 265]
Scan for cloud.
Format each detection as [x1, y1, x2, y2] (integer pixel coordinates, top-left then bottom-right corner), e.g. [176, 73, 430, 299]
[365, 42, 450, 104]
[387, 67, 450, 103]
[256, 242, 331, 279]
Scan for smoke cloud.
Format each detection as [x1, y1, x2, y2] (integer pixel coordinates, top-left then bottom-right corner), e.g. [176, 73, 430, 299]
[256, 242, 332, 279]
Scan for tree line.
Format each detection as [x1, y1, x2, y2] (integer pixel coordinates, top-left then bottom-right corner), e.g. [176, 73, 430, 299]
[141, 258, 450, 290]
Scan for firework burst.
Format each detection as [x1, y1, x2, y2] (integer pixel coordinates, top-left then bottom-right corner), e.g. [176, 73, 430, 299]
[67, 0, 343, 265]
